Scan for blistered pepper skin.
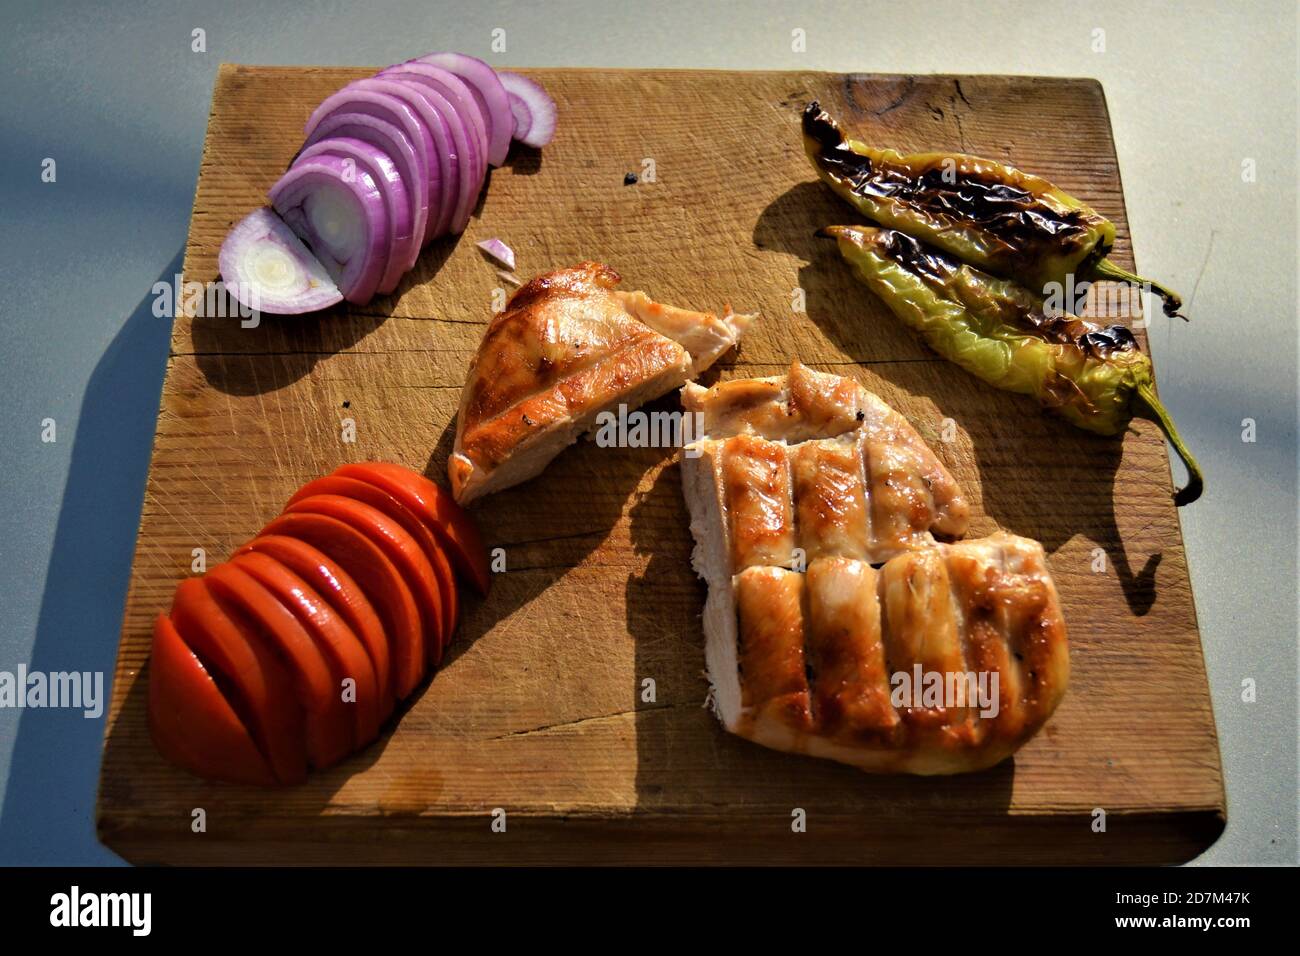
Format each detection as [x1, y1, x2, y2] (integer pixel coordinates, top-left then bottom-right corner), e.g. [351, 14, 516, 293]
[803, 103, 1184, 317]
[822, 224, 1202, 505]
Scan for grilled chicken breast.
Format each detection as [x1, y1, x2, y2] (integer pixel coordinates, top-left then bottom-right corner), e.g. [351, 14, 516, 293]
[450, 262, 754, 503]
[682, 363, 970, 568]
[681, 366, 1067, 774]
[716, 537, 1069, 775]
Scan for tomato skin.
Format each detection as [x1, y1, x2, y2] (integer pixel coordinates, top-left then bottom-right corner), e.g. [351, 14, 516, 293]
[150, 461, 488, 786]
[231, 551, 383, 748]
[288, 475, 458, 657]
[170, 578, 308, 785]
[234, 534, 393, 718]
[282, 494, 445, 668]
[335, 463, 491, 595]
[205, 562, 354, 769]
[148, 614, 278, 786]
[259, 511, 426, 699]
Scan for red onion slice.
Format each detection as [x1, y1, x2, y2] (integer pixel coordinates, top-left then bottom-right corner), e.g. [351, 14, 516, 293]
[333, 78, 453, 242]
[497, 72, 557, 148]
[296, 137, 415, 296]
[219, 207, 342, 315]
[269, 157, 390, 305]
[395, 83, 482, 234]
[378, 64, 489, 181]
[476, 238, 515, 271]
[298, 112, 428, 274]
[412, 52, 512, 166]
[303, 88, 438, 245]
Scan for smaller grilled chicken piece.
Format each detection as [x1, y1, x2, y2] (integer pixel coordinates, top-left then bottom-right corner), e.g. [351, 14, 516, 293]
[713, 535, 1069, 775]
[682, 362, 969, 547]
[450, 263, 754, 503]
[682, 367, 969, 571]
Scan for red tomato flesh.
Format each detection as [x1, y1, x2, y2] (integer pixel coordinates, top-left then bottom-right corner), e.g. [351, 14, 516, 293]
[259, 512, 426, 699]
[335, 462, 491, 595]
[148, 614, 277, 786]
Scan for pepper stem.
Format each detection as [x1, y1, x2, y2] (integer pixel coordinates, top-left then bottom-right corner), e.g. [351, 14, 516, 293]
[1133, 377, 1203, 506]
[1089, 257, 1186, 320]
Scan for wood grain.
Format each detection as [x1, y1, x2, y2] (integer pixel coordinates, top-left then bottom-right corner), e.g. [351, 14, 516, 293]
[96, 65, 1224, 865]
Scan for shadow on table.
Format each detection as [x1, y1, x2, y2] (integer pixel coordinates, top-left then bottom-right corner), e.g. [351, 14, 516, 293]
[0, 249, 185, 865]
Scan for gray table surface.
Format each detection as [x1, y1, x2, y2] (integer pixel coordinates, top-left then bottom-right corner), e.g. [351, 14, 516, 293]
[1, 0, 1295, 865]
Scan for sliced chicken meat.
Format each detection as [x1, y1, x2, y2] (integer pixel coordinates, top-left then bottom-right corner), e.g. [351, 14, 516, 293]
[713, 535, 1069, 775]
[680, 365, 1067, 774]
[683, 361, 969, 550]
[683, 432, 967, 574]
[450, 262, 754, 503]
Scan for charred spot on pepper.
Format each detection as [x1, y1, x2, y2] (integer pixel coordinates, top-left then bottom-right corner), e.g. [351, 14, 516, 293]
[1079, 325, 1139, 358]
[872, 229, 951, 284]
[803, 101, 851, 156]
[805, 104, 1097, 263]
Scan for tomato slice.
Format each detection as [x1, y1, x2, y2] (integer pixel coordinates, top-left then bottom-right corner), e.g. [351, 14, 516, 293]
[234, 534, 393, 717]
[205, 562, 354, 769]
[260, 512, 426, 699]
[288, 475, 458, 653]
[232, 551, 383, 748]
[282, 494, 445, 668]
[170, 577, 307, 784]
[148, 614, 277, 786]
[335, 462, 491, 595]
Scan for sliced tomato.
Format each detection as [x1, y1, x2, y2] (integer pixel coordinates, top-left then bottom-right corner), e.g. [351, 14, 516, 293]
[232, 551, 383, 748]
[148, 614, 277, 786]
[282, 494, 445, 669]
[288, 475, 458, 652]
[170, 577, 307, 784]
[234, 534, 393, 717]
[335, 462, 491, 595]
[260, 512, 426, 699]
[205, 562, 354, 769]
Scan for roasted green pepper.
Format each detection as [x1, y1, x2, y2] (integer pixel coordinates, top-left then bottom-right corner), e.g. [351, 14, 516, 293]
[803, 102, 1185, 318]
[820, 224, 1202, 505]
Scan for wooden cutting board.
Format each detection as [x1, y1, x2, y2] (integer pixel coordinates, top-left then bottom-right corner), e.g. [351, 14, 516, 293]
[96, 65, 1224, 865]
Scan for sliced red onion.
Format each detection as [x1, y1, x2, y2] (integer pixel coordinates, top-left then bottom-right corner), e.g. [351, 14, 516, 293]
[219, 207, 342, 315]
[303, 88, 438, 246]
[504, 91, 532, 142]
[296, 137, 414, 296]
[270, 157, 390, 305]
[497, 72, 556, 148]
[298, 112, 428, 274]
[332, 78, 453, 243]
[412, 52, 512, 166]
[378, 64, 489, 180]
[476, 238, 515, 271]
[397, 82, 482, 234]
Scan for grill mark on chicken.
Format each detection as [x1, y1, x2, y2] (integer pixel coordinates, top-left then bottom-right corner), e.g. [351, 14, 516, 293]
[734, 567, 813, 735]
[804, 558, 899, 741]
[878, 549, 970, 738]
[683, 362, 969, 546]
[721, 435, 795, 571]
[680, 364, 1065, 774]
[864, 437, 938, 559]
[948, 548, 1026, 741]
[708, 537, 1068, 774]
[461, 336, 688, 469]
[451, 262, 755, 503]
[791, 439, 871, 563]
[947, 539, 1067, 743]
[944, 552, 986, 749]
